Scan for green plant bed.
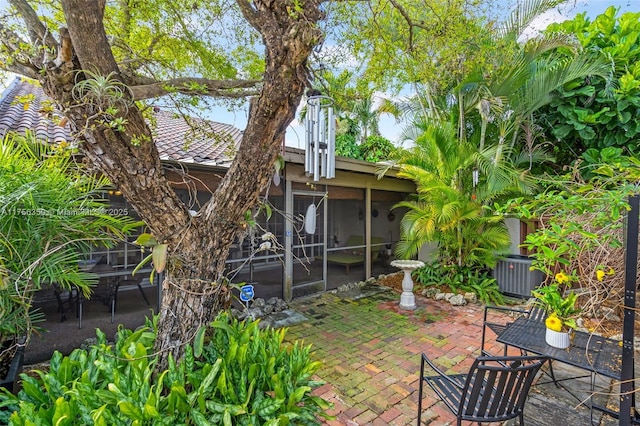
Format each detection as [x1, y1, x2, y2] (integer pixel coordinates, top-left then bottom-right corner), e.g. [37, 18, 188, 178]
[413, 261, 505, 305]
[0, 314, 332, 425]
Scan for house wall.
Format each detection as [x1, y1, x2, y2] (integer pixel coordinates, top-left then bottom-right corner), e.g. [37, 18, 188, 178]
[418, 242, 438, 262]
[505, 217, 522, 255]
[285, 163, 414, 246]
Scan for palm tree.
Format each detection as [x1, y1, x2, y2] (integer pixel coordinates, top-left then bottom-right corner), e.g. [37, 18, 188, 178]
[396, 0, 611, 162]
[390, 122, 530, 267]
[352, 93, 401, 144]
[0, 133, 132, 366]
[456, 0, 612, 163]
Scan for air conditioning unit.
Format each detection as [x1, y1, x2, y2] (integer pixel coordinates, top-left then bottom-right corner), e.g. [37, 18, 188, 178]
[492, 255, 544, 298]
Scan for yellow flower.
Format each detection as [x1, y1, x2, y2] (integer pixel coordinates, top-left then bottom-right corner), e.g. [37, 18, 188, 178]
[596, 270, 605, 281]
[555, 272, 569, 284]
[608, 267, 615, 276]
[545, 315, 563, 332]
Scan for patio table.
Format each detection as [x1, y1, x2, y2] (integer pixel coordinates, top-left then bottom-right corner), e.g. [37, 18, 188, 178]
[76, 266, 153, 329]
[497, 316, 639, 424]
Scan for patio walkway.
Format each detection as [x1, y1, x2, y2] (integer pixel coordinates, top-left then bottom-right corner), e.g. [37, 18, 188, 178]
[286, 286, 622, 425]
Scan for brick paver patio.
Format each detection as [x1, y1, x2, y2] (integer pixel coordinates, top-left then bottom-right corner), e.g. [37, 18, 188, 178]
[285, 289, 498, 425]
[286, 287, 621, 425]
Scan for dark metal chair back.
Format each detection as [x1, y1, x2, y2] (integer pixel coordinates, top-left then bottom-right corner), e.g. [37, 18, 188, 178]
[419, 354, 547, 425]
[527, 305, 547, 322]
[459, 356, 542, 422]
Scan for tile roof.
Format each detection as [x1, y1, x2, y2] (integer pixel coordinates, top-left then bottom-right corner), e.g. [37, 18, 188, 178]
[152, 109, 242, 166]
[0, 77, 243, 167]
[0, 77, 70, 143]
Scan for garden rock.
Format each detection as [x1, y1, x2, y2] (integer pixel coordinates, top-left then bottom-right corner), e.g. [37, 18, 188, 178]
[449, 294, 467, 306]
[232, 297, 290, 323]
[421, 287, 439, 298]
[245, 307, 264, 321]
[463, 292, 477, 304]
[434, 292, 448, 301]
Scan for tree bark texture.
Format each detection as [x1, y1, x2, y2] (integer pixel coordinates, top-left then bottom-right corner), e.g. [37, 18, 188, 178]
[8, 0, 325, 370]
[155, 278, 229, 359]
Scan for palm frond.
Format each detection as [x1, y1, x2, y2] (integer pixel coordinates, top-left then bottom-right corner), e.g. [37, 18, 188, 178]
[499, 0, 567, 41]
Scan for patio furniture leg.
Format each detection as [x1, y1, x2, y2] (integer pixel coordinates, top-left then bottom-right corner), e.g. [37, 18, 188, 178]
[138, 283, 150, 305]
[110, 297, 115, 324]
[78, 296, 83, 329]
[417, 354, 425, 425]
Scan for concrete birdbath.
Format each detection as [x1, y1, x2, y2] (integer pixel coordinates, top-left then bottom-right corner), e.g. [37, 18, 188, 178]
[390, 259, 424, 310]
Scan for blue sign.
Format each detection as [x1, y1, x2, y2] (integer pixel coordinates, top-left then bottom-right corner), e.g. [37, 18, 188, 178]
[239, 284, 255, 302]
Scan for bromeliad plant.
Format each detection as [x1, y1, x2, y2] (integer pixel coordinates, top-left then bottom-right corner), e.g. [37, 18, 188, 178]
[532, 273, 581, 333]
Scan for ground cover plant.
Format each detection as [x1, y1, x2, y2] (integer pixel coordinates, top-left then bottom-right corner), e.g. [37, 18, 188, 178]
[0, 313, 331, 425]
[412, 261, 504, 305]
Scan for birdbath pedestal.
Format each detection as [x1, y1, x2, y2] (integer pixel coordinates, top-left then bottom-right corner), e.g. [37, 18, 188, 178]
[390, 259, 425, 310]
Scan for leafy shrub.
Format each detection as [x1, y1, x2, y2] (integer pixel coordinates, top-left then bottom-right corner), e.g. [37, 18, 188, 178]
[0, 133, 131, 370]
[540, 8, 640, 166]
[335, 133, 359, 159]
[412, 261, 448, 287]
[459, 275, 504, 305]
[0, 314, 332, 425]
[358, 135, 396, 162]
[413, 262, 504, 305]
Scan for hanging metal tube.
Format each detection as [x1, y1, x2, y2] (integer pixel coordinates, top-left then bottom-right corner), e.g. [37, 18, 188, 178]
[313, 97, 320, 181]
[304, 95, 336, 181]
[327, 105, 335, 179]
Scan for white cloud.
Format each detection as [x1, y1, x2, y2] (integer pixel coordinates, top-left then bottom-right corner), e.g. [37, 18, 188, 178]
[519, 9, 569, 42]
[314, 44, 361, 70]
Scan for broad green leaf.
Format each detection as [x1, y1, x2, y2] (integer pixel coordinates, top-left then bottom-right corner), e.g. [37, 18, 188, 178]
[134, 233, 158, 247]
[118, 401, 144, 421]
[193, 325, 206, 358]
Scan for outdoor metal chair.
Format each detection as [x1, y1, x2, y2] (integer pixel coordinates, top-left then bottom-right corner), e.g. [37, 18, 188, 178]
[418, 353, 548, 425]
[481, 304, 557, 385]
[90, 275, 119, 322]
[114, 273, 149, 311]
[52, 284, 79, 322]
[481, 304, 534, 356]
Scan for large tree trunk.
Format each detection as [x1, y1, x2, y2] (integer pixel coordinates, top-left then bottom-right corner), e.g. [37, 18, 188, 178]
[24, 0, 325, 370]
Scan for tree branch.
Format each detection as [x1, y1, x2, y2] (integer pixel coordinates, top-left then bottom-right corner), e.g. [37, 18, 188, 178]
[54, 27, 72, 66]
[235, 0, 262, 31]
[8, 0, 57, 50]
[4, 62, 38, 79]
[128, 76, 261, 100]
[0, 22, 40, 77]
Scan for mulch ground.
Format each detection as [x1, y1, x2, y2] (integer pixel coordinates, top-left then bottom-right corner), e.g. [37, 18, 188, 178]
[377, 272, 405, 291]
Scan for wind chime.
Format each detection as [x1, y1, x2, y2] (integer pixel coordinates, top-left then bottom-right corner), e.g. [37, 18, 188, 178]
[472, 167, 479, 200]
[304, 91, 336, 181]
